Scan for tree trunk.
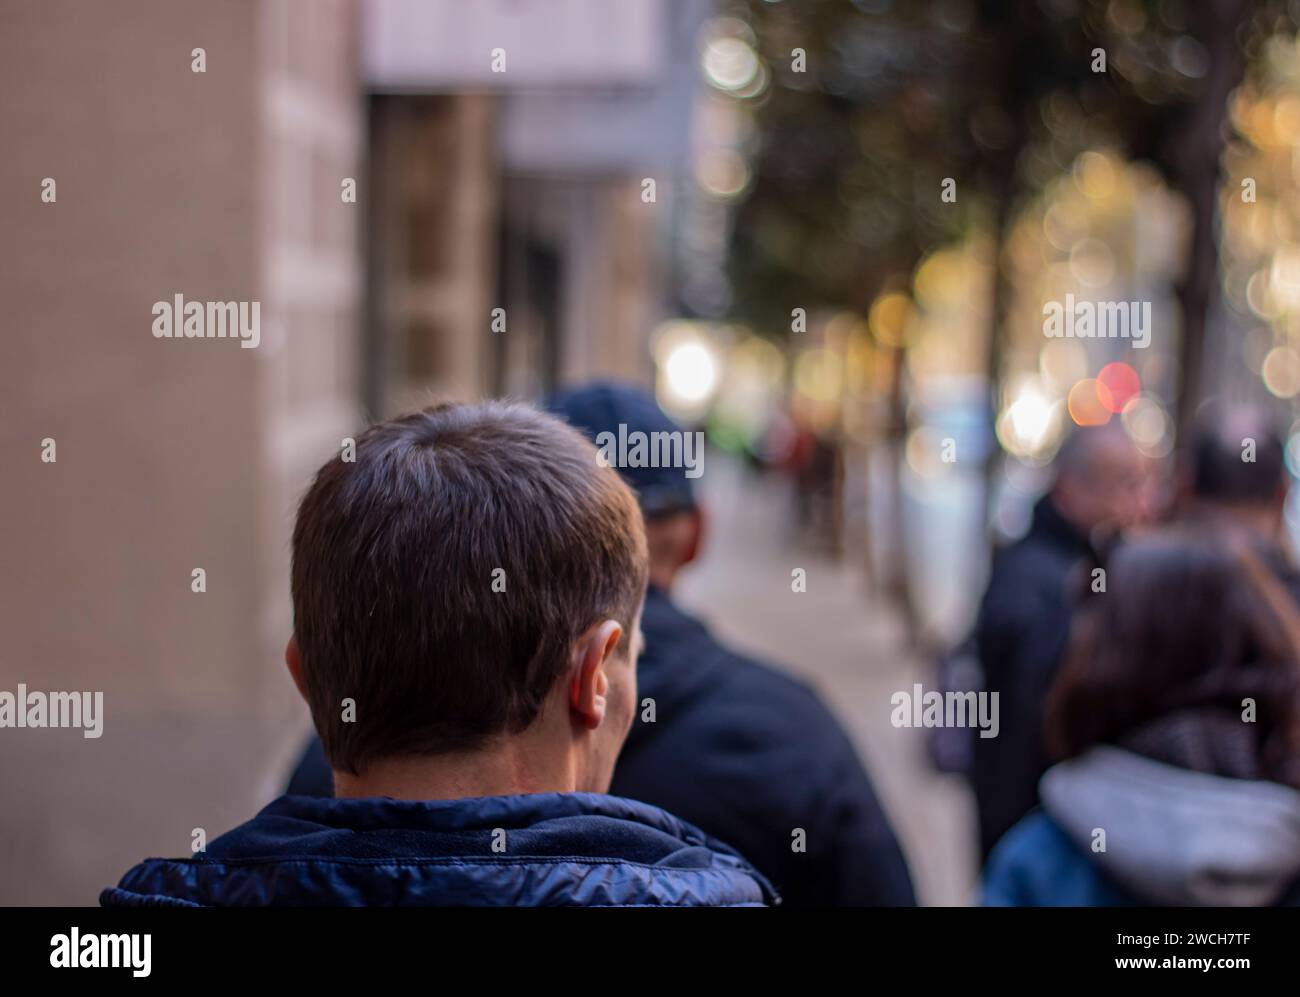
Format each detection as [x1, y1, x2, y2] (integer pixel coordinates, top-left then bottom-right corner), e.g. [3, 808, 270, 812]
[1170, 0, 1252, 442]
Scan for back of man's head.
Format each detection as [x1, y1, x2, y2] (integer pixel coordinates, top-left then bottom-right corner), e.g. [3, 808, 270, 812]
[1050, 423, 1150, 535]
[1191, 405, 1287, 506]
[289, 401, 648, 775]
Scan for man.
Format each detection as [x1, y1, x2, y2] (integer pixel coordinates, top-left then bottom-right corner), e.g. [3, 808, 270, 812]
[972, 423, 1150, 860]
[103, 402, 774, 906]
[290, 383, 915, 906]
[1181, 406, 1293, 562]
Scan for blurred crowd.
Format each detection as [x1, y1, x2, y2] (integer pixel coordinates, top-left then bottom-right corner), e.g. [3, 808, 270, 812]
[971, 405, 1300, 904]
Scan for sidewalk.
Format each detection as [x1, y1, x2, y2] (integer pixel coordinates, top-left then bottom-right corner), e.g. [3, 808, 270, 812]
[676, 452, 978, 906]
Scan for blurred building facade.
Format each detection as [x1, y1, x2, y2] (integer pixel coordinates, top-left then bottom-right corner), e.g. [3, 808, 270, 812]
[362, 0, 711, 413]
[0, 0, 363, 904]
[1, 0, 714, 904]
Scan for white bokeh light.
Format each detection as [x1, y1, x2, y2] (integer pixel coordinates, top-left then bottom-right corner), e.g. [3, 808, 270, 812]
[664, 341, 719, 403]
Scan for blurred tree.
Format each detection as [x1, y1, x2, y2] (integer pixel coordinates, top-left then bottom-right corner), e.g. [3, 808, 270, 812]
[728, 0, 981, 634]
[730, 0, 1295, 635]
[734, 0, 1293, 404]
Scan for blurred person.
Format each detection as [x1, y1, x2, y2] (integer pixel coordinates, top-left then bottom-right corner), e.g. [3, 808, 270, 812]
[103, 402, 775, 907]
[290, 382, 916, 906]
[982, 531, 1300, 906]
[1178, 404, 1298, 592]
[559, 384, 912, 906]
[971, 423, 1151, 860]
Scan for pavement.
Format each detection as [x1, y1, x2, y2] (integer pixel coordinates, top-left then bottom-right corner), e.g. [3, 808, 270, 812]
[675, 452, 979, 906]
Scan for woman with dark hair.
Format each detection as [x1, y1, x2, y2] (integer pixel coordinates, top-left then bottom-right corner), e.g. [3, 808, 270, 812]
[982, 530, 1300, 906]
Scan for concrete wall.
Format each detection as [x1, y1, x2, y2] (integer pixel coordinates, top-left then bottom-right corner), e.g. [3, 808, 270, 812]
[370, 95, 498, 415]
[0, 0, 361, 904]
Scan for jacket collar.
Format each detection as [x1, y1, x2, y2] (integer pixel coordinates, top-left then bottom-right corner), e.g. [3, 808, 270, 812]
[104, 791, 779, 907]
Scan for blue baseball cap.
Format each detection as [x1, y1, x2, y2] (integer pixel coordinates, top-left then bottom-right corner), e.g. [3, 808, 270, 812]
[547, 381, 698, 519]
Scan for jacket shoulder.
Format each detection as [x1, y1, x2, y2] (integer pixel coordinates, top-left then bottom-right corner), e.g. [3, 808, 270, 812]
[101, 853, 770, 908]
[678, 650, 861, 771]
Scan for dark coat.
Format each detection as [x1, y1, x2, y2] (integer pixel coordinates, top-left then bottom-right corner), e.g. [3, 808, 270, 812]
[971, 495, 1097, 859]
[101, 792, 775, 907]
[286, 586, 916, 906]
[610, 586, 915, 906]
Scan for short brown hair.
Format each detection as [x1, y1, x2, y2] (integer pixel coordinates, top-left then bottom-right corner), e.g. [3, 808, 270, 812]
[1046, 530, 1300, 788]
[290, 401, 648, 775]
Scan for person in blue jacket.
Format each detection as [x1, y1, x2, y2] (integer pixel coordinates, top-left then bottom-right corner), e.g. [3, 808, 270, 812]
[982, 530, 1300, 907]
[289, 381, 915, 906]
[103, 401, 775, 907]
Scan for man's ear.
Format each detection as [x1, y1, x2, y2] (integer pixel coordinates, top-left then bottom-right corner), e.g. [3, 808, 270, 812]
[683, 506, 705, 568]
[284, 636, 309, 702]
[568, 619, 624, 731]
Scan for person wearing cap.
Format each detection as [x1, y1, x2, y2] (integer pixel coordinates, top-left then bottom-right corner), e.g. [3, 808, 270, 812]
[287, 382, 916, 906]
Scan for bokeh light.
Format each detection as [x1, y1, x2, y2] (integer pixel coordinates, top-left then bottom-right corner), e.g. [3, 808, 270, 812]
[665, 342, 718, 401]
[868, 291, 912, 348]
[701, 34, 759, 93]
[1066, 378, 1112, 425]
[1262, 345, 1300, 397]
[996, 378, 1060, 459]
[1120, 394, 1173, 457]
[654, 322, 722, 420]
[793, 348, 843, 403]
[1096, 361, 1141, 412]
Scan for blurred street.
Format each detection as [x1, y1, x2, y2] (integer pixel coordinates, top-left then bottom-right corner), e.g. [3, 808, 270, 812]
[677, 452, 977, 905]
[8, 0, 1300, 912]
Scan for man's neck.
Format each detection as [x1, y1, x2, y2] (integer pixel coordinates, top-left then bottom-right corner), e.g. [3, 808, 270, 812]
[334, 741, 578, 802]
[646, 561, 678, 592]
[1041, 492, 1100, 550]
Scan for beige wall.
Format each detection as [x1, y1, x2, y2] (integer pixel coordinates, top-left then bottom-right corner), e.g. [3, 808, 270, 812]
[370, 95, 499, 414]
[558, 176, 660, 387]
[497, 174, 661, 398]
[0, 0, 361, 904]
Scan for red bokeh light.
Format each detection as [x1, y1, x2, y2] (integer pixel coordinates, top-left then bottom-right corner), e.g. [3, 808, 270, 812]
[1096, 362, 1141, 413]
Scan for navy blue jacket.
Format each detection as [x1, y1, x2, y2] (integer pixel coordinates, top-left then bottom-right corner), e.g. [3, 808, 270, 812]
[101, 791, 775, 907]
[289, 586, 915, 906]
